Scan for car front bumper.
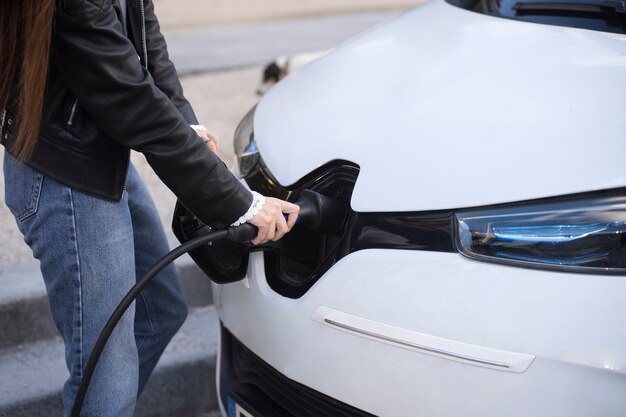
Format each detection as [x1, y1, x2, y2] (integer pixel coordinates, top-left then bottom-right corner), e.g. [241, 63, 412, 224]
[218, 324, 375, 417]
[215, 249, 626, 417]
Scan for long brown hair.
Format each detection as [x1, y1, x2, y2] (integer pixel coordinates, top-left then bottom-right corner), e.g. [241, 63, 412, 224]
[0, 0, 56, 161]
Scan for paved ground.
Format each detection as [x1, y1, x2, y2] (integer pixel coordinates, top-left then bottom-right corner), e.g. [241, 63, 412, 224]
[155, 0, 421, 29]
[165, 11, 400, 74]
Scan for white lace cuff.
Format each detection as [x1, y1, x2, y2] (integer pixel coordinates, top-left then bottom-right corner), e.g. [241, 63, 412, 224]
[230, 191, 265, 227]
[190, 124, 207, 132]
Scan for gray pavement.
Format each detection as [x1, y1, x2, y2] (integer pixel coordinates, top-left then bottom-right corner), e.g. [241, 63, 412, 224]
[0, 256, 214, 349]
[0, 306, 220, 417]
[154, 0, 421, 30]
[165, 11, 401, 74]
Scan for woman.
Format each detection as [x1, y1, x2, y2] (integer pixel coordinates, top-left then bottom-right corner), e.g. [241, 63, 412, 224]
[0, 0, 299, 416]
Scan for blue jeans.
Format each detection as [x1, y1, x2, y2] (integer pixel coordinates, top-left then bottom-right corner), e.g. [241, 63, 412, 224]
[3, 153, 188, 417]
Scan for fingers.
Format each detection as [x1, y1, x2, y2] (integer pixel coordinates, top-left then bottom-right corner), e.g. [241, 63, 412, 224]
[194, 129, 220, 153]
[282, 201, 300, 229]
[207, 140, 218, 154]
[248, 197, 301, 245]
[206, 131, 220, 149]
[274, 214, 289, 241]
[203, 131, 220, 152]
[251, 225, 268, 246]
[266, 213, 278, 241]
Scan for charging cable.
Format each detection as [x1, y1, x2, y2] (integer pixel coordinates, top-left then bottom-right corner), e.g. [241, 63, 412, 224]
[70, 224, 257, 417]
[70, 189, 348, 417]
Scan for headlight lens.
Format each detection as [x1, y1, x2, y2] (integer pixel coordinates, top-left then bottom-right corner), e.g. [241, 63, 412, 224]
[455, 194, 626, 274]
[233, 105, 259, 178]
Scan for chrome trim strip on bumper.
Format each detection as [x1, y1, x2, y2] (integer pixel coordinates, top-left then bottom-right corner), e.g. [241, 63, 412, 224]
[312, 306, 535, 373]
[324, 318, 511, 369]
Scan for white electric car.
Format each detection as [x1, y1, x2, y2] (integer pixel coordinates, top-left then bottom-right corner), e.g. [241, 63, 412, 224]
[174, 0, 626, 415]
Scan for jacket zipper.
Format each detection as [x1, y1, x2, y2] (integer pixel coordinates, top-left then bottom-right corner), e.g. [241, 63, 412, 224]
[139, 0, 148, 68]
[1, 109, 6, 141]
[124, 0, 147, 192]
[66, 98, 78, 126]
[122, 150, 131, 191]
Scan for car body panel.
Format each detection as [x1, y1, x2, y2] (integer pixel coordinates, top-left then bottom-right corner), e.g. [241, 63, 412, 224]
[217, 250, 626, 417]
[254, 0, 626, 212]
[215, 1, 626, 415]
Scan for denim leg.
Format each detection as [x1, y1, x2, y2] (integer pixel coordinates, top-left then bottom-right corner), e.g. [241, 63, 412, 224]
[4, 154, 139, 417]
[125, 165, 188, 395]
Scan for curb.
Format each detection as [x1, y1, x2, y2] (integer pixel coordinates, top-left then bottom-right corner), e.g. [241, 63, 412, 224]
[0, 257, 213, 350]
[0, 306, 220, 417]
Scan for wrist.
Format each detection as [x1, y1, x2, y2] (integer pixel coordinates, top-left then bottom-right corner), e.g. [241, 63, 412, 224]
[230, 191, 265, 227]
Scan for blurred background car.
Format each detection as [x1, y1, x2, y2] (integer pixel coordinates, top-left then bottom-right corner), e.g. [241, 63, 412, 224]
[257, 50, 331, 95]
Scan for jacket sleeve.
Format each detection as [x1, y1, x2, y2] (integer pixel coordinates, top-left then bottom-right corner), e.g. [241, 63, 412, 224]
[143, 0, 199, 124]
[53, 0, 253, 227]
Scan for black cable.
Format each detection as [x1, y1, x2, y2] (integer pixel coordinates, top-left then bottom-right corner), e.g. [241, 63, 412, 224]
[70, 224, 256, 417]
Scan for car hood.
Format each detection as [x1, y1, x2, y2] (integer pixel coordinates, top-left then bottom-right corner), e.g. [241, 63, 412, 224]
[254, 0, 626, 212]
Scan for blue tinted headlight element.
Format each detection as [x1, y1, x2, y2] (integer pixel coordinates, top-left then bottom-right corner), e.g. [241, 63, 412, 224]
[455, 194, 626, 274]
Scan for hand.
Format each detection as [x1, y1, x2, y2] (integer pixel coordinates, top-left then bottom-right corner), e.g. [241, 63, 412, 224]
[248, 197, 300, 245]
[194, 128, 220, 154]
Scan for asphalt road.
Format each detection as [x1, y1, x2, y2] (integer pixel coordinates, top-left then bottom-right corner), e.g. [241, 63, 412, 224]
[165, 11, 401, 74]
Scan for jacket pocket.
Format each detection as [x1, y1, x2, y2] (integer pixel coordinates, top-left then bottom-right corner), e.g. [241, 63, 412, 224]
[3, 153, 44, 221]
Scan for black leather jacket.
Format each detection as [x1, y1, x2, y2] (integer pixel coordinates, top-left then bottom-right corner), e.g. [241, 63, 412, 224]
[1, 0, 252, 227]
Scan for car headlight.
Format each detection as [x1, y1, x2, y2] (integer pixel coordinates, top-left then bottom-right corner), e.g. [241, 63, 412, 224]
[455, 194, 626, 274]
[233, 105, 260, 178]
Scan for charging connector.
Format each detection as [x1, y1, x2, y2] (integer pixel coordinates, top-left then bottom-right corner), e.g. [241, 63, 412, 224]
[172, 190, 350, 284]
[295, 189, 347, 234]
